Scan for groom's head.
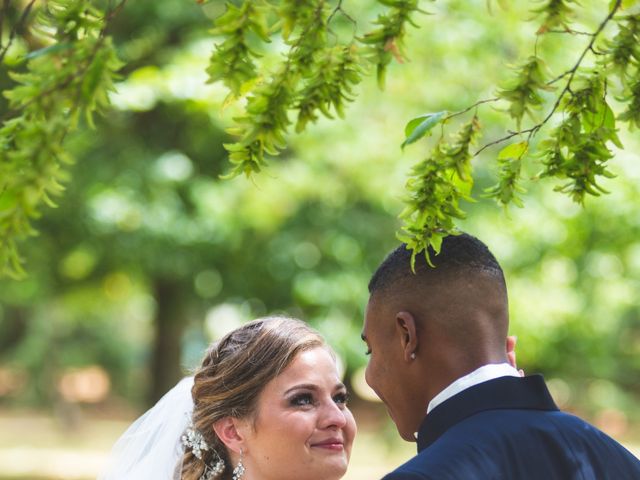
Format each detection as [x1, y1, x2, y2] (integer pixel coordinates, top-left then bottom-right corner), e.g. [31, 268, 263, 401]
[362, 233, 509, 441]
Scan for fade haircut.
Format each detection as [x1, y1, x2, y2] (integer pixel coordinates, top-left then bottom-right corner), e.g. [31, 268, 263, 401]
[368, 233, 505, 298]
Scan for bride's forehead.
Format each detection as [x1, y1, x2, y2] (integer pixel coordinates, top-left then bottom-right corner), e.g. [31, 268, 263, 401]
[276, 348, 339, 381]
[292, 347, 336, 369]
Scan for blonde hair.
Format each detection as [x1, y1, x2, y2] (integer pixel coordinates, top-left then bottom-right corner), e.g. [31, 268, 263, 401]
[180, 316, 326, 480]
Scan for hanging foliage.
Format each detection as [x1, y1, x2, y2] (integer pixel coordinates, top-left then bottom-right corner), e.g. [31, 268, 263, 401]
[1, 0, 124, 278]
[2, 0, 640, 276]
[393, 0, 639, 265]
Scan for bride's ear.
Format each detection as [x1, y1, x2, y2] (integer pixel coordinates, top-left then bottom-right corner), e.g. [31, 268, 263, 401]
[212, 417, 246, 454]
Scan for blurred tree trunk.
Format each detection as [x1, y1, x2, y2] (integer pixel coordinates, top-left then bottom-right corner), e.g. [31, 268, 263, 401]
[149, 278, 186, 404]
[0, 306, 28, 356]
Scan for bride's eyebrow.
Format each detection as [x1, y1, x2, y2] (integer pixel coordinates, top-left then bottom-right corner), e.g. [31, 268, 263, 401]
[284, 383, 346, 395]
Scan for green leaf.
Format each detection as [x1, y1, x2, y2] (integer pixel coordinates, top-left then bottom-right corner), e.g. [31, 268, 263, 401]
[497, 141, 528, 160]
[603, 103, 615, 130]
[401, 111, 447, 150]
[430, 234, 443, 255]
[604, 104, 624, 149]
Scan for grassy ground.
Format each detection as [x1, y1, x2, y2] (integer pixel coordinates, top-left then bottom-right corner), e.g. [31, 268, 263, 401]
[0, 408, 637, 479]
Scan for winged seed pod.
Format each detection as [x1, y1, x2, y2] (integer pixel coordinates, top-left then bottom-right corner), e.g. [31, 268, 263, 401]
[205, 0, 270, 96]
[531, 0, 579, 33]
[398, 116, 481, 270]
[496, 56, 554, 129]
[295, 45, 362, 133]
[538, 73, 620, 203]
[358, 0, 429, 88]
[605, 14, 640, 82]
[617, 76, 640, 129]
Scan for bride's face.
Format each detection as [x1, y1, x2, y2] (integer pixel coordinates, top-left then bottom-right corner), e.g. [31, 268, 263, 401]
[238, 347, 356, 480]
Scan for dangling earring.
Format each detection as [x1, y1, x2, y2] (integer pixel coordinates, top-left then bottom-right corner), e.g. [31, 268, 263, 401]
[232, 449, 245, 480]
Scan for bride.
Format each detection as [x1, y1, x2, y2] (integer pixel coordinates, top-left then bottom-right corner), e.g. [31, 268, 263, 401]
[100, 317, 357, 480]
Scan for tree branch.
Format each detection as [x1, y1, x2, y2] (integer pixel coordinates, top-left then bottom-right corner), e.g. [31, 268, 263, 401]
[105, 0, 128, 24]
[327, 0, 355, 26]
[327, 0, 357, 39]
[473, 0, 622, 157]
[0, 0, 36, 64]
[546, 29, 596, 37]
[444, 97, 499, 121]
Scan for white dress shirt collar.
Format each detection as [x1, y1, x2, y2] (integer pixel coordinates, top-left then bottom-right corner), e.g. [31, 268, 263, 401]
[427, 363, 521, 414]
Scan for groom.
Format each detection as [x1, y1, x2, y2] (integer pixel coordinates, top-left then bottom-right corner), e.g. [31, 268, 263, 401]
[362, 233, 640, 479]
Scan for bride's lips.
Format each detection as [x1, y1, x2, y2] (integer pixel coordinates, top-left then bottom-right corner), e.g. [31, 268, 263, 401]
[310, 437, 344, 451]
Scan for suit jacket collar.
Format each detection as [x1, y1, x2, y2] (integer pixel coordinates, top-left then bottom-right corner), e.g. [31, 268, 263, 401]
[417, 375, 558, 452]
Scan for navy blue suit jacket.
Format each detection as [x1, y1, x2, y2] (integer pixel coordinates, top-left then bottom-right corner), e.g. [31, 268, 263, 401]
[383, 375, 640, 479]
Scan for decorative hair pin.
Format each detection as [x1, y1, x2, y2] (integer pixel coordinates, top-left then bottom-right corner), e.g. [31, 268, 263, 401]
[181, 424, 210, 459]
[181, 423, 226, 479]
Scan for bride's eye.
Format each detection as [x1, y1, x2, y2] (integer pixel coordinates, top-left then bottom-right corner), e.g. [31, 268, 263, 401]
[290, 393, 314, 407]
[333, 392, 349, 406]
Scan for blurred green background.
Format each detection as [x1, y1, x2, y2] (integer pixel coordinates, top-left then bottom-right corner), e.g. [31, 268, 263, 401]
[1, 0, 639, 478]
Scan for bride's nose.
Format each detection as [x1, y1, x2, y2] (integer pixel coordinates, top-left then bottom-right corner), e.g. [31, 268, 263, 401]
[318, 399, 348, 429]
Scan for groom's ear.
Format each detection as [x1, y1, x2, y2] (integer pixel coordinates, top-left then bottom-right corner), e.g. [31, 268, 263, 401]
[395, 311, 418, 362]
[212, 417, 246, 454]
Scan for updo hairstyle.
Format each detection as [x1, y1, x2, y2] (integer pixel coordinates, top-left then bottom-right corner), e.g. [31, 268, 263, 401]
[180, 317, 326, 480]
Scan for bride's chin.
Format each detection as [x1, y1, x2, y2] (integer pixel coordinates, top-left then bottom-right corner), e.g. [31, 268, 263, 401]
[304, 449, 349, 478]
[321, 468, 348, 480]
[320, 458, 349, 479]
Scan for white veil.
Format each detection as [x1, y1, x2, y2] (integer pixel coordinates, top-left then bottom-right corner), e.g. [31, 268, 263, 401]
[99, 376, 194, 480]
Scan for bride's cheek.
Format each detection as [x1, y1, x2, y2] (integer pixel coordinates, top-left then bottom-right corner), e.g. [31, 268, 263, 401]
[344, 411, 356, 437]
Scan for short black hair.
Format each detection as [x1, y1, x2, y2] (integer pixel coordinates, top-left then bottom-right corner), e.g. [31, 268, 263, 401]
[368, 233, 505, 297]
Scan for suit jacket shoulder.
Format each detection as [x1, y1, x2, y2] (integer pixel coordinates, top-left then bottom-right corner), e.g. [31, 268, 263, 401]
[383, 376, 640, 480]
